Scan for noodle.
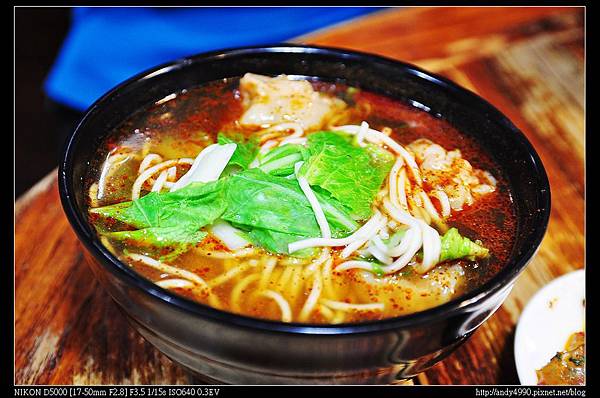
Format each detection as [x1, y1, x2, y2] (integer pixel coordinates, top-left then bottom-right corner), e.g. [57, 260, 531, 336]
[259, 140, 278, 154]
[260, 290, 292, 322]
[260, 122, 304, 138]
[331, 311, 346, 324]
[259, 257, 277, 290]
[316, 304, 335, 321]
[367, 244, 393, 265]
[388, 158, 404, 209]
[193, 247, 256, 259]
[288, 266, 305, 304]
[128, 253, 222, 308]
[277, 266, 294, 292]
[335, 260, 378, 273]
[415, 220, 442, 274]
[128, 253, 209, 288]
[321, 257, 336, 300]
[355, 121, 369, 147]
[230, 274, 260, 312]
[289, 211, 385, 253]
[295, 162, 332, 239]
[298, 267, 323, 322]
[431, 189, 451, 218]
[131, 158, 193, 200]
[370, 235, 389, 253]
[279, 137, 307, 146]
[397, 168, 409, 210]
[379, 229, 423, 274]
[340, 215, 387, 258]
[98, 153, 131, 199]
[208, 263, 252, 287]
[166, 166, 177, 181]
[151, 170, 168, 192]
[420, 190, 442, 223]
[303, 249, 331, 276]
[383, 198, 420, 228]
[387, 227, 418, 257]
[320, 299, 384, 312]
[139, 153, 163, 173]
[88, 182, 100, 208]
[333, 124, 423, 185]
[155, 278, 194, 289]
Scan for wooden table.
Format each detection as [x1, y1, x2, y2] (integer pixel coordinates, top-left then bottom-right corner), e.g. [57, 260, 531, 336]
[15, 7, 584, 385]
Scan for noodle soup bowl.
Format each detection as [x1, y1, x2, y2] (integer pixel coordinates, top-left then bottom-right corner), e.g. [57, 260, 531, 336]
[59, 44, 550, 384]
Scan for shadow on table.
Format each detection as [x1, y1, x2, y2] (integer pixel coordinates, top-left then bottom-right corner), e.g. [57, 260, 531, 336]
[497, 329, 520, 385]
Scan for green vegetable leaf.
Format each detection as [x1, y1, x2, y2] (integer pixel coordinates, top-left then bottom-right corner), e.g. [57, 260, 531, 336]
[90, 181, 227, 257]
[218, 133, 259, 170]
[107, 226, 207, 248]
[221, 168, 358, 242]
[90, 180, 227, 230]
[247, 228, 316, 257]
[90, 201, 149, 229]
[382, 227, 409, 248]
[300, 131, 394, 220]
[258, 144, 308, 176]
[110, 226, 207, 262]
[439, 228, 489, 262]
[371, 262, 385, 277]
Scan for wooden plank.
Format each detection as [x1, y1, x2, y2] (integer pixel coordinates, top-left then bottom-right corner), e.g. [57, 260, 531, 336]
[14, 176, 194, 384]
[300, 7, 578, 63]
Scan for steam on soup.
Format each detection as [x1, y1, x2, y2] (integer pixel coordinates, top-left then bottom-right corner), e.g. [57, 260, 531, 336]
[87, 73, 516, 324]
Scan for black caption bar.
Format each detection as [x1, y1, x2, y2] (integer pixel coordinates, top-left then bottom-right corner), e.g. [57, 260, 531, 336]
[13, 386, 589, 398]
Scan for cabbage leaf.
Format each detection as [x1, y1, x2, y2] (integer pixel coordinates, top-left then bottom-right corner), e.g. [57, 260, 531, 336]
[221, 168, 358, 239]
[439, 227, 489, 262]
[90, 180, 227, 230]
[107, 226, 207, 248]
[246, 228, 316, 257]
[91, 168, 358, 256]
[217, 132, 259, 171]
[299, 131, 394, 220]
[258, 144, 308, 176]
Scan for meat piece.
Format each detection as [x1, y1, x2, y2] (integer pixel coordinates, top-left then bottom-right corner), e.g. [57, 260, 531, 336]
[355, 263, 466, 315]
[407, 138, 497, 212]
[238, 73, 344, 130]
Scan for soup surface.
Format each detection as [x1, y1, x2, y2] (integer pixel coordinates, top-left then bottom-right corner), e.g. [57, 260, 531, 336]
[87, 74, 516, 323]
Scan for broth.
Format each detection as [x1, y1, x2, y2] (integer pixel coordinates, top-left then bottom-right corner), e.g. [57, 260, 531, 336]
[86, 76, 516, 323]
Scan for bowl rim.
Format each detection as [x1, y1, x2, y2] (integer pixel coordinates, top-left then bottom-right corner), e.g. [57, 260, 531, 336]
[58, 43, 551, 335]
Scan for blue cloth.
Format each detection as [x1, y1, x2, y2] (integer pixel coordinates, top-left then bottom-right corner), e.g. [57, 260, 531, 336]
[45, 7, 383, 111]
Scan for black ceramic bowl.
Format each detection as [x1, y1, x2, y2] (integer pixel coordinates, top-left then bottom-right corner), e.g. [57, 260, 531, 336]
[59, 44, 550, 384]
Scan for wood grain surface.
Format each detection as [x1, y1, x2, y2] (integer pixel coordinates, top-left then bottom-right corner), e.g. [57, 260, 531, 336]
[14, 7, 585, 385]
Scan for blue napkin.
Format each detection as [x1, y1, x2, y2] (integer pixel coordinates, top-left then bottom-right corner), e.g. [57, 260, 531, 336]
[44, 7, 383, 111]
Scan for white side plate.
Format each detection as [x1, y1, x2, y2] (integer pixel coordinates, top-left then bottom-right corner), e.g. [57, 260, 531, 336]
[514, 269, 585, 385]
